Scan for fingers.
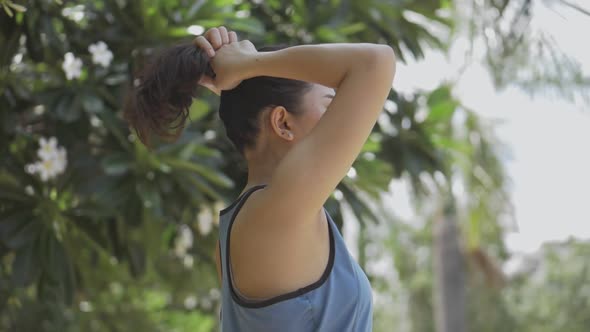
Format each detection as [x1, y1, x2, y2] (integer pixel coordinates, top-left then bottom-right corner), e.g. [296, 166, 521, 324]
[193, 35, 215, 57]
[229, 31, 238, 43]
[196, 26, 239, 57]
[206, 27, 223, 49]
[218, 26, 230, 44]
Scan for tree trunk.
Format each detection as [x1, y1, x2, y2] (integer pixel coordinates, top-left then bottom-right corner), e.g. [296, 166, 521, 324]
[433, 194, 467, 332]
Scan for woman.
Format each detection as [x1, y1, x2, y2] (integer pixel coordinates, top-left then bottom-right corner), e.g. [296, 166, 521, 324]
[125, 26, 396, 331]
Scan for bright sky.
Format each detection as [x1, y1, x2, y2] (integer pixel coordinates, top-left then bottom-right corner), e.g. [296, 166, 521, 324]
[388, 0, 590, 255]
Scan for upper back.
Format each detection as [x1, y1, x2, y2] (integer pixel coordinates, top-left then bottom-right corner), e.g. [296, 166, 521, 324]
[217, 184, 373, 331]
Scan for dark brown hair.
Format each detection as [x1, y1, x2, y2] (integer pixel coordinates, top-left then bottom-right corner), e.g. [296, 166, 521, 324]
[124, 43, 313, 153]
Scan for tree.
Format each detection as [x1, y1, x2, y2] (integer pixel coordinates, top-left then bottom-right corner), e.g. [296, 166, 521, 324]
[6, 0, 580, 330]
[0, 0, 462, 330]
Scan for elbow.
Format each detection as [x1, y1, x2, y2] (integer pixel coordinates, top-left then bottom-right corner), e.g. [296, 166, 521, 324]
[374, 45, 396, 80]
[362, 44, 396, 88]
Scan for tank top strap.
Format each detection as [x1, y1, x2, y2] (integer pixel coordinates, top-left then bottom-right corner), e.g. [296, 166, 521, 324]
[218, 184, 268, 287]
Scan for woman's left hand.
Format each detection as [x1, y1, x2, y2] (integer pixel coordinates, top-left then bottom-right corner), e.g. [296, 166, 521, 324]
[194, 26, 239, 95]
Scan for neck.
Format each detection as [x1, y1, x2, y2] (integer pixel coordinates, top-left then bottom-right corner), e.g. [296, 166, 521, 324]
[243, 148, 283, 192]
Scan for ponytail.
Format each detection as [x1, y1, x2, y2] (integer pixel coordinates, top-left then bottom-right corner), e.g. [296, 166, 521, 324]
[123, 43, 215, 148]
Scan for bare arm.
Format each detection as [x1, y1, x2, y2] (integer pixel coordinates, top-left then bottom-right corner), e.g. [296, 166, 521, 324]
[241, 43, 396, 227]
[245, 43, 394, 89]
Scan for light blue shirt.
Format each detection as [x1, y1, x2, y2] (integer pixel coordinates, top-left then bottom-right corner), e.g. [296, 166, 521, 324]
[218, 184, 373, 331]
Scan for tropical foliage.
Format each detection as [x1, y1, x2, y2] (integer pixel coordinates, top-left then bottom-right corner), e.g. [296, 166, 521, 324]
[1, 0, 587, 331]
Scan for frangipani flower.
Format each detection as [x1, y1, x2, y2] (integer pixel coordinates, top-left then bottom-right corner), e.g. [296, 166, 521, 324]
[62, 52, 82, 80]
[88, 41, 113, 68]
[38, 136, 58, 160]
[197, 208, 213, 236]
[184, 295, 197, 310]
[174, 224, 194, 257]
[26, 137, 68, 182]
[182, 255, 194, 268]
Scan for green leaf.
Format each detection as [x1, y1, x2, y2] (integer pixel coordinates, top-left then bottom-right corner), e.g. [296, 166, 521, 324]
[3, 3, 13, 17]
[12, 244, 39, 287]
[316, 26, 346, 42]
[340, 22, 367, 35]
[184, 173, 224, 201]
[0, 210, 34, 247]
[55, 94, 81, 123]
[431, 135, 473, 155]
[426, 100, 457, 123]
[101, 153, 132, 175]
[82, 93, 105, 114]
[361, 135, 382, 153]
[136, 181, 162, 217]
[164, 158, 233, 188]
[427, 85, 453, 108]
[227, 18, 265, 35]
[188, 99, 210, 122]
[7, 2, 27, 13]
[127, 241, 146, 278]
[4, 219, 40, 250]
[425, 85, 458, 123]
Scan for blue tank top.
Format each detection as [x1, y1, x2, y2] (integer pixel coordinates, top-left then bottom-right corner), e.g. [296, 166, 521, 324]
[218, 184, 373, 331]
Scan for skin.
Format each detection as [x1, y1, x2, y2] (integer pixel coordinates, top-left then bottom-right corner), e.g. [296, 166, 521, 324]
[200, 28, 397, 299]
[214, 84, 336, 294]
[242, 84, 336, 189]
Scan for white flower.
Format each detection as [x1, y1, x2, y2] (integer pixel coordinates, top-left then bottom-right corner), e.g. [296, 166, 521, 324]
[38, 136, 58, 160]
[37, 159, 59, 182]
[25, 185, 35, 196]
[62, 5, 85, 22]
[90, 115, 103, 127]
[384, 99, 397, 114]
[33, 105, 45, 115]
[28, 137, 68, 181]
[209, 288, 221, 300]
[213, 201, 224, 225]
[79, 301, 93, 312]
[346, 167, 357, 179]
[187, 25, 205, 36]
[182, 255, 194, 268]
[333, 189, 343, 201]
[53, 147, 68, 174]
[363, 152, 376, 161]
[174, 225, 193, 256]
[184, 295, 197, 310]
[200, 297, 212, 310]
[62, 52, 82, 80]
[204, 130, 216, 141]
[197, 208, 213, 236]
[25, 163, 38, 174]
[88, 41, 113, 68]
[235, 10, 250, 18]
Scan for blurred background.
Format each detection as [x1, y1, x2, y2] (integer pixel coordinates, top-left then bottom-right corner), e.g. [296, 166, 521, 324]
[1, 0, 589, 331]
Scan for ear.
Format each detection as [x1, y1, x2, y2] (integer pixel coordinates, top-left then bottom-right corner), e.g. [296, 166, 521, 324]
[268, 105, 295, 141]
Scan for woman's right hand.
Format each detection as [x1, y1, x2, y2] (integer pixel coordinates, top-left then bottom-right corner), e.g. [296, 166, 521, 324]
[208, 40, 258, 92]
[194, 26, 240, 95]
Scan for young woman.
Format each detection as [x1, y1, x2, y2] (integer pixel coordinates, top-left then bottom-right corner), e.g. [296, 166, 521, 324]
[125, 26, 396, 331]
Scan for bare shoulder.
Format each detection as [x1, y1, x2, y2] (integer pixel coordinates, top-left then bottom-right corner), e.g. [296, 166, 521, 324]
[229, 186, 330, 299]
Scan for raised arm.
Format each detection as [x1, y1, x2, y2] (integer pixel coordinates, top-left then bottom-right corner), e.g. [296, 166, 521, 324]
[222, 43, 396, 227]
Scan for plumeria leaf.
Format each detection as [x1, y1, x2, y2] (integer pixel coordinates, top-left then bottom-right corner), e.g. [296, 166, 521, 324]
[12, 243, 40, 287]
[101, 153, 132, 175]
